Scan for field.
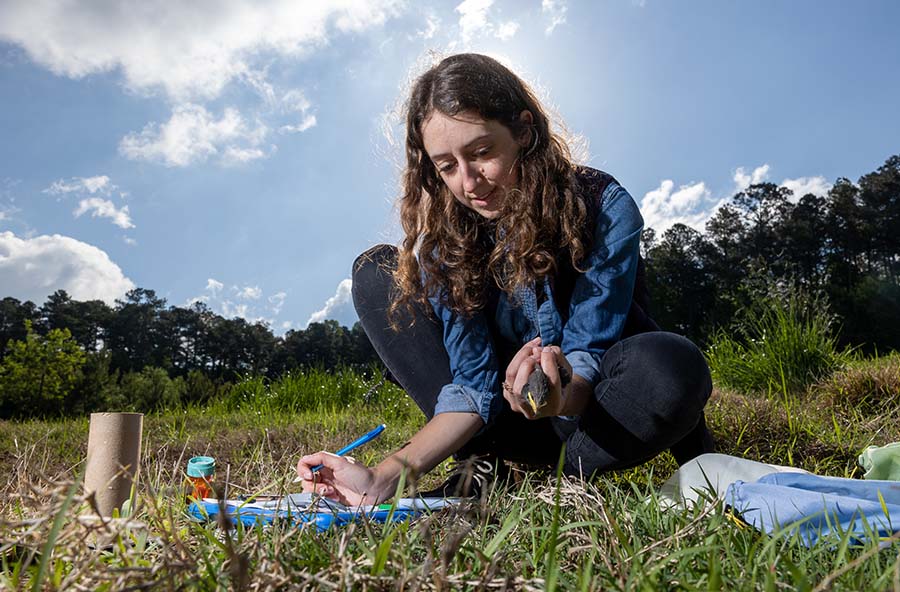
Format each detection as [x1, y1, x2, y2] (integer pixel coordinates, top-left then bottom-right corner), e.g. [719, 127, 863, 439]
[2, 355, 900, 591]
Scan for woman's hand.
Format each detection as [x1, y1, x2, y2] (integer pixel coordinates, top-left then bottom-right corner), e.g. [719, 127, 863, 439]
[297, 413, 483, 507]
[503, 338, 573, 419]
[296, 452, 390, 507]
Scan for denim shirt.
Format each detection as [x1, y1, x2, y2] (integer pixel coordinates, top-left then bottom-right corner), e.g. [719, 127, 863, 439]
[428, 177, 644, 426]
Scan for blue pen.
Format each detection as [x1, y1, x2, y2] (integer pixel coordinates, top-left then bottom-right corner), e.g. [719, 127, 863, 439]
[310, 424, 386, 474]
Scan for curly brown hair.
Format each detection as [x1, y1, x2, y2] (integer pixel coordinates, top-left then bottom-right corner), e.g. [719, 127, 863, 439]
[389, 53, 593, 329]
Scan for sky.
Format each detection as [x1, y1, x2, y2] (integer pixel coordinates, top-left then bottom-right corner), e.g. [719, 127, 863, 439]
[1, 0, 898, 334]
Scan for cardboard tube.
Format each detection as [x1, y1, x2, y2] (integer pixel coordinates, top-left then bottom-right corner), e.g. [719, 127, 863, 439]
[84, 412, 143, 517]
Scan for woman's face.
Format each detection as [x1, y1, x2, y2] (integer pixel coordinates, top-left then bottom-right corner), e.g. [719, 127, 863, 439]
[421, 110, 531, 219]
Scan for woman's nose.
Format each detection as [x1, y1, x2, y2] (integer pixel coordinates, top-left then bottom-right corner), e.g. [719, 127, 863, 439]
[460, 162, 483, 194]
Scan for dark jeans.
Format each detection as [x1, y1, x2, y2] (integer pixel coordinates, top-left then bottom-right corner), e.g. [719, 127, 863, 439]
[352, 244, 714, 477]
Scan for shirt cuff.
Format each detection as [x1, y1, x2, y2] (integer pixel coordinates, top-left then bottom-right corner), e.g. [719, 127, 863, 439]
[434, 383, 496, 426]
[567, 350, 602, 388]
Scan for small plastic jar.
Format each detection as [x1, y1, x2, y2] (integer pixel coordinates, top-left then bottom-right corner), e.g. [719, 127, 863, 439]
[186, 456, 216, 499]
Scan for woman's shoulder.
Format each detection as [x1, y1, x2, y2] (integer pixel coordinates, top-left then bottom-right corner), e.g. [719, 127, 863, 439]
[572, 165, 623, 210]
[572, 165, 642, 230]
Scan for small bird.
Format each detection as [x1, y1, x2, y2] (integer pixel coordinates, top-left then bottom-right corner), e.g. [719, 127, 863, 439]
[521, 364, 572, 414]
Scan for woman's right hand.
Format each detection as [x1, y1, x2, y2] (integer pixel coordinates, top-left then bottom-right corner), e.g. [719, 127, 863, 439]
[504, 337, 573, 419]
[503, 336, 542, 418]
[296, 452, 387, 507]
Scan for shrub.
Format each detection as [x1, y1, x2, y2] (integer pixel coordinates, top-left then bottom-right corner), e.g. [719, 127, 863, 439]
[219, 365, 414, 418]
[117, 367, 186, 412]
[65, 351, 120, 415]
[0, 321, 86, 418]
[183, 369, 229, 406]
[706, 284, 849, 396]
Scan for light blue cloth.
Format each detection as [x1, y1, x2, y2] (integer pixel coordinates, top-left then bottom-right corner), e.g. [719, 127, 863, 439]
[430, 168, 643, 425]
[727, 472, 900, 547]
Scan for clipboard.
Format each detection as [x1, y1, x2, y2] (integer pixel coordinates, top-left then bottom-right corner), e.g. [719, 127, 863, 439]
[187, 493, 460, 531]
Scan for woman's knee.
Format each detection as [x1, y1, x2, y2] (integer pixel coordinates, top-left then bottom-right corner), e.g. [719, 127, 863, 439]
[617, 332, 712, 417]
[352, 244, 397, 309]
[352, 244, 397, 287]
[576, 333, 711, 466]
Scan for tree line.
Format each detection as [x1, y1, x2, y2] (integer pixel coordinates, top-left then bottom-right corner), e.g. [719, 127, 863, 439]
[1, 154, 897, 418]
[0, 292, 380, 418]
[642, 154, 899, 352]
[0, 291, 379, 380]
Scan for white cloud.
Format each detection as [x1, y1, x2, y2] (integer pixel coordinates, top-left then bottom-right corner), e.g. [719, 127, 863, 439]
[495, 21, 519, 41]
[222, 146, 270, 165]
[641, 163, 835, 236]
[279, 116, 317, 135]
[45, 175, 116, 197]
[0, 179, 22, 227]
[119, 104, 268, 167]
[277, 89, 318, 134]
[43, 175, 135, 228]
[0, 231, 134, 305]
[187, 280, 287, 329]
[236, 285, 262, 300]
[781, 176, 832, 200]
[640, 180, 718, 235]
[2, 3, 398, 169]
[241, 68, 277, 104]
[305, 278, 356, 328]
[206, 278, 224, 296]
[733, 164, 771, 193]
[222, 301, 251, 320]
[541, 0, 567, 35]
[186, 295, 208, 307]
[73, 198, 135, 229]
[454, 0, 518, 43]
[281, 89, 310, 112]
[268, 291, 287, 314]
[0, 1, 405, 102]
[456, 0, 494, 42]
[123, 236, 137, 246]
[415, 14, 440, 40]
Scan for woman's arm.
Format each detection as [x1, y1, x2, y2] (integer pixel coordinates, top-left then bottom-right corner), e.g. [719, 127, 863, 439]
[374, 411, 483, 495]
[560, 183, 644, 390]
[297, 411, 482, 506]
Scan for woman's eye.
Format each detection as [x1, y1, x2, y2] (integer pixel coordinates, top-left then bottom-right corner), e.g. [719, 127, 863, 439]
[438, 162, 456, 173]
[474, 147, 491, 157]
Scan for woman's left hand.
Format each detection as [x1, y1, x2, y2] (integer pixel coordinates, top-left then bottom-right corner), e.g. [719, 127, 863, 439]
[504, 341, 573, 419]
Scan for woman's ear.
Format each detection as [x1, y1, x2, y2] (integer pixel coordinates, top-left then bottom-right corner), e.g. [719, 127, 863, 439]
[517, 110, 534, 147]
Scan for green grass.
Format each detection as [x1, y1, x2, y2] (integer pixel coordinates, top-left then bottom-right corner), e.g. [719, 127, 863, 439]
[707, 287, 850, 396]
[2, 357, 900, 590]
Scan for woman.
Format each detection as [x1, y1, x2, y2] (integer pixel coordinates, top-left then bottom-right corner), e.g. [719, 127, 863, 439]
[297, 53, 714, 506]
